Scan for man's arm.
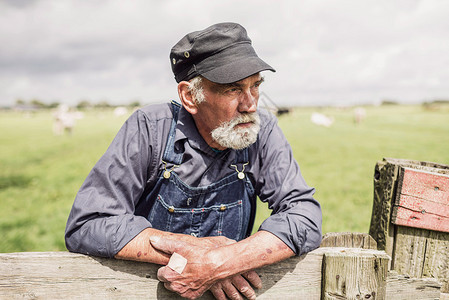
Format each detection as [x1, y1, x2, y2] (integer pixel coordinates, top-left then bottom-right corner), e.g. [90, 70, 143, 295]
[65, 109, 157, 257]
[114, 227, 236, 264]
[115, 227, 264, 300]
[114, 227, 170, 264]
[206, 230, 295, 279]
[151, 230, 294, 300]
[255, 111, 322, 256]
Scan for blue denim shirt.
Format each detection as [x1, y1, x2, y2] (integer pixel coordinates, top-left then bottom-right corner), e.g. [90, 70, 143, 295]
[65, 102, 322, 257]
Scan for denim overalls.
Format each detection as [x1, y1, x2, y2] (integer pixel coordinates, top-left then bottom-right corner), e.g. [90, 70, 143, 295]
[144, 102, 256, 241]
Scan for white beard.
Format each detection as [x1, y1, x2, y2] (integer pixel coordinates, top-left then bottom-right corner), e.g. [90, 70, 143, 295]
[211, 112, 261, 150]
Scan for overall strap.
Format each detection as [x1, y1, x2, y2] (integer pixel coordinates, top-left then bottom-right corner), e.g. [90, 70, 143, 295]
[234, 148, 249, 164]
[162, 101, 184, 165]
[230, 147, 250, 180]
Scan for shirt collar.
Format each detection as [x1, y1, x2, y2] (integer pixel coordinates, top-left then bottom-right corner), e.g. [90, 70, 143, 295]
[174, 105, 218, 157]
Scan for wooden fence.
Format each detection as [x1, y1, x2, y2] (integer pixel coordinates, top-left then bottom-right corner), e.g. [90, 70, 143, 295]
[369, 158, 449, 297]
[0, 233, 445, 300]
[1, 158, 448, 299]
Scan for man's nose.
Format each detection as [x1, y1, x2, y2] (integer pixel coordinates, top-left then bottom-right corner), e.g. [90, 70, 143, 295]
[239, 90, 257, 113]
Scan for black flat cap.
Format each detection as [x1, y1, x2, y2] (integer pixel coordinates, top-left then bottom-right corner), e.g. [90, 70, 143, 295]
[170, 22, 275, 84]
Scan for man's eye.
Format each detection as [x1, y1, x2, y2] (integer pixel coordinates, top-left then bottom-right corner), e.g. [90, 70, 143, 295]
[254, 81, 263, 88]
[251, 84, 261, 91]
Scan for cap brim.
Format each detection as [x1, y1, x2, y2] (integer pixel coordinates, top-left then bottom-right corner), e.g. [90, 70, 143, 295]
[200, 56, 275, 84]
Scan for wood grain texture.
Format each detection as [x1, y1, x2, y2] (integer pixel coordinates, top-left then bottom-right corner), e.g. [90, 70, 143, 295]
[1, 247, 446, 299]
[392, 168, 449, 233]
[321, 248, 390, 300]
[392, 226, 449, 293]
[386, 271, 442, 300]
[381, 158, 449, 175]
[320, 232, 377, 249]
[393, 227, 430, 277]
[0, 251, 324, 300]
[369, 159, 399, 255]
[423, 231, 449, 293]
[441, 292, 449, 300]
[369, 158, 449, 253]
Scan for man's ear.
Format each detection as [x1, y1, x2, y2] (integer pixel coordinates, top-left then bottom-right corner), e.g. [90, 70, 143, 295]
[178, 81, 198, 115]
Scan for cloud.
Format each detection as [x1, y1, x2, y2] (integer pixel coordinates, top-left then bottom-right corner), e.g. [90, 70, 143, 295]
[1, 0, 449, 107]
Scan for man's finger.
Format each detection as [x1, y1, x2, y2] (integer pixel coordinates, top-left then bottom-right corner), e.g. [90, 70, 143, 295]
[242, 270, 262, 289]
[156, 266, 178, 283]
[210, 282, 227, 300]
[230, 275, 256, 300]
[220, 278, 244, 300]
[150, 236, 181, 255]
[165, 281, 205, 300]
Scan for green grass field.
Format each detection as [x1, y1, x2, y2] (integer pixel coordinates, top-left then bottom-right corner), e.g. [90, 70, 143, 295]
[0, 104, 448, 252]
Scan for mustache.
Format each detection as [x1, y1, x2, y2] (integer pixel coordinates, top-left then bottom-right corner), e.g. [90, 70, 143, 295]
[211, 111, 261, 150]
[226, 112, 258, 127]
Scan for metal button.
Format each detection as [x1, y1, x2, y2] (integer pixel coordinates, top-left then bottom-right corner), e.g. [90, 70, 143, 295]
[238, 172, 245, 179]
[168, 206, 175, 213]
[172, 58, 176, 65]
[163, 170, 171, 179]
[220, 204, 226, 211]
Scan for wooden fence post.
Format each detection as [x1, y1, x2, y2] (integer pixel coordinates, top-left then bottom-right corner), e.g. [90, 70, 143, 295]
[369, 159, 400, 258]
[321, 248, 389, 300]
[368, 158, 449, 296]
[320, 232, 377, 249]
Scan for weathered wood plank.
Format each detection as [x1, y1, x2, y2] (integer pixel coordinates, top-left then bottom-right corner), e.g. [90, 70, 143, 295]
[369, 158, 449, 287]
[321, 248, 390, 300]
[399, 168, 449, 203]
[423, 231, 449, 293]
[392, 226, 449, 293]
[1, 247, 446, 299]
[0, 251, 324, 300]
[320, 232, 377, 249]
[392, 201, 449, 233]
[381, 158, 449, 175]
[386, 271, 442, 300]
[441, 292, 449, 300]
[396, 194, 449, 216]
[369, 159, 399, 265]
[393, 226, 431, 278]
[391, 168, 449, 233]
[369, 159, 449, 253]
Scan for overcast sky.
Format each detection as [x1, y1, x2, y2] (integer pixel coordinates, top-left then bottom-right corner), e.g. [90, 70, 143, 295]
[1, 0, 449, 107]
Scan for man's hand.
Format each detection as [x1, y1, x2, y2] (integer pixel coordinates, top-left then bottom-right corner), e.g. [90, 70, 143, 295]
[150, 236, 262, 300]
[209, 271, 261, 300]
[151, 236, 217, 299]
[115, 228, 262, 299]
[190, 236, 263, 300]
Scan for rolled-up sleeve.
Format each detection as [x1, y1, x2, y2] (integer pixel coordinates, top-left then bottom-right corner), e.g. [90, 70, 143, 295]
[256, 118, 322, 256]
[65, 110, 153, 257]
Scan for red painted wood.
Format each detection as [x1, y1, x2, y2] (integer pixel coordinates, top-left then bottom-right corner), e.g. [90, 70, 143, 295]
[400, 168, 449, 203]
[393, 205, 449, 233]
[398, 194, 449, 218]
[392, 168, 449, 233]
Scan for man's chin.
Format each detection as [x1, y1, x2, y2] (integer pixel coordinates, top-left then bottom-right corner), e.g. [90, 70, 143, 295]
[215, 129, 258, 150]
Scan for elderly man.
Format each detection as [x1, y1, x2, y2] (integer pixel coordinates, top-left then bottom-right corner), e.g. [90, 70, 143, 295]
[65, 22, 322, 299]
